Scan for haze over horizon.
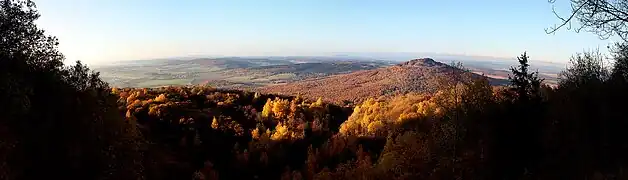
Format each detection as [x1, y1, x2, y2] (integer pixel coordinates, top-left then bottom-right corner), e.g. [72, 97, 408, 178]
[35, 0, 617, 65]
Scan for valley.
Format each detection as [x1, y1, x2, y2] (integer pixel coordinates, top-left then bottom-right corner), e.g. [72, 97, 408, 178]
[95, 57, 394, 90]
[94, 56, 558, 90]
[95, 55, 561, 102]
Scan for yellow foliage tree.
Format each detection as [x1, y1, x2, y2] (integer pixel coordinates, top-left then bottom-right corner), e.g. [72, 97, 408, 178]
[367, 121, 384, 135]
[148, 104, 159, 116]
[154, 93, 167, 102]
[310, 97, 324, 108]
[272, 98, 290, 118]
[251, 128, 261, 140]
[261, 98, 273, 118]
[111, 87, 120, 94]
[339, 93, 447, 137]
[126, 91, 138, 104]
[271, 122, 290, 141]
[125, 109, 133, 119]
[211, 117, 219, 129]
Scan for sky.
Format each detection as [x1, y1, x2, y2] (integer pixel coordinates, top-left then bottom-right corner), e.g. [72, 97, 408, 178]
[34, 0, 617, 65]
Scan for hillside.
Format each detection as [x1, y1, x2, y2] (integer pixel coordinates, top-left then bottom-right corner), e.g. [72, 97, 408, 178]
[214, 61, 388, 89]
[258, 58, 509, 104]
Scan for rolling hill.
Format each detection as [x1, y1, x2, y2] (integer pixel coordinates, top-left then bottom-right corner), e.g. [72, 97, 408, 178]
[257, 58, 510, 104]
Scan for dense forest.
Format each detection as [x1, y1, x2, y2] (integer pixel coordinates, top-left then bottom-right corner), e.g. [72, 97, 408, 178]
[3, 0, 628, 179]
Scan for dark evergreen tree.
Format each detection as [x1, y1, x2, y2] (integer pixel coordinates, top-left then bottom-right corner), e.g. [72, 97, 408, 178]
[508, 52, 543, 101]
[491, 52, 546, 179]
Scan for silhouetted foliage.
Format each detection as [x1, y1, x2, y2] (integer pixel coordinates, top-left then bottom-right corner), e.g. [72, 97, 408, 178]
[611, 42, 628, 80]
[0, 1, 143, 179]
[508, 52, 544, 101]
[560, 49, 609, 88]
[547, 0, 628, 41]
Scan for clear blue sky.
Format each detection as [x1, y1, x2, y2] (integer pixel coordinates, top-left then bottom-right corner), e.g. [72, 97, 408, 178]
[34, 0, 616, 65]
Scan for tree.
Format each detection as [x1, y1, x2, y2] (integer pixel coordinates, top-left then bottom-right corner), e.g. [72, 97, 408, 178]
[547, 0, 628, 41]
[559, 49, 610, 88]
[610, 42, 628, 80]
[0, 0, 63, 120]
[211, 117, 219, 129]
[491, 52, 546, 179]
[261, 98, 273, 118]
[0, 1, 143, 179]
[508, 52, 543, 101]
[546, 0, 628, 87]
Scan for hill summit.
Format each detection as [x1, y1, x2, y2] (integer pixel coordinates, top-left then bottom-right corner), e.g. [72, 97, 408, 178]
[258, 58, 508, 104]
[400, 58, 445, 67]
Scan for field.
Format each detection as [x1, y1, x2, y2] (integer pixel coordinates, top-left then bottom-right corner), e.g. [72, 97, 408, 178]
[135, 79, 193, 87]
[94, 57, 392, 88]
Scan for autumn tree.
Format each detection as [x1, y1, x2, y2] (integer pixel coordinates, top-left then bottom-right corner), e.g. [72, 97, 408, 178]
[262, 98, 273, 118]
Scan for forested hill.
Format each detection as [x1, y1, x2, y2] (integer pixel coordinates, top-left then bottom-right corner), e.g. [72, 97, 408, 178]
[258, 58, 509, 105]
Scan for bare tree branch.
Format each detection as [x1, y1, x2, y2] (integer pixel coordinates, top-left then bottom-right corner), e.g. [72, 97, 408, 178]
[546, 1, 586, 34]
[547, 0, 628, 41]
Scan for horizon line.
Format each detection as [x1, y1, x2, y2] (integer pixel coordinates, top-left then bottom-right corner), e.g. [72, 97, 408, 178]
[89, 52, 565, 65]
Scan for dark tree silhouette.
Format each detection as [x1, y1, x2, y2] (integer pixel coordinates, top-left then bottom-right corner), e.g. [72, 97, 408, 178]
[0, 1, 143, 179]
[508, 52, 543, 101]
[559, 49, 609, 88]
[611, 42, 628, 80]
[489, 52, 547, 179]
